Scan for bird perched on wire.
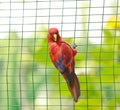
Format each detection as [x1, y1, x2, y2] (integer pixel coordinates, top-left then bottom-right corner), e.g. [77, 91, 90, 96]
[47, 28, 80, 102]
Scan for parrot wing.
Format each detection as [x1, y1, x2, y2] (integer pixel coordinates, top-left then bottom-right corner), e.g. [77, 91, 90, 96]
[50, 41, 74, 73]
[49, 41, 80, 102]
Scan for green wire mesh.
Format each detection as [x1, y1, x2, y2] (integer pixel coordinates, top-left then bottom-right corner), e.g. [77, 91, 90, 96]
[0, 0, 120, 110]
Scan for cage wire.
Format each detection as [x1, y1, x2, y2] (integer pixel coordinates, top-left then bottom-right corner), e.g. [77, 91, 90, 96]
[0, 0, 120, 110]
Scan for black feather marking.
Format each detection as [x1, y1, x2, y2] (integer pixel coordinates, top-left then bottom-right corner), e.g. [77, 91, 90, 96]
[64, 68, 74, 87]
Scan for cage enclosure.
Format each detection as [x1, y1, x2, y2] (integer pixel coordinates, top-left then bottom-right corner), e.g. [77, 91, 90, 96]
[0, 0, 120, 110]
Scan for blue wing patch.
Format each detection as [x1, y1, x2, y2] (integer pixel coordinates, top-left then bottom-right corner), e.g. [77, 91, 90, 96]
[54, 55, 65, 72]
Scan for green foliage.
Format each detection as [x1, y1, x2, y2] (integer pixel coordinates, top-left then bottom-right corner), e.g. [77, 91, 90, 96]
[0, 32, 20, 110]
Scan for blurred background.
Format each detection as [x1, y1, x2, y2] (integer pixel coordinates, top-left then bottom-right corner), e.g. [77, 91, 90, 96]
[0, 0, 120, 110]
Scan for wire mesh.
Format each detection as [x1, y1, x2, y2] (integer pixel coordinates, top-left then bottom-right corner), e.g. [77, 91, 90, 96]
[0, 0, 120, 110]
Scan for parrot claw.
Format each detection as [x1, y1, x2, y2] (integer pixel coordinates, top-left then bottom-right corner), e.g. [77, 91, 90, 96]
[72, 43, 77, 49]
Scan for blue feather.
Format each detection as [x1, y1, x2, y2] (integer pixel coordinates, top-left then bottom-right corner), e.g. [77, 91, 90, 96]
[54, 55, 65, 72]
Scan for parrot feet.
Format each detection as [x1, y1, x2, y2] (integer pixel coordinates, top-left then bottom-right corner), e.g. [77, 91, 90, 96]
[71, 42, 77, 49]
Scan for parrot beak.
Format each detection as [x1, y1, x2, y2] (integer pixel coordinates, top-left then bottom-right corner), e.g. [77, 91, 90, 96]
[53, 34, 57, 41]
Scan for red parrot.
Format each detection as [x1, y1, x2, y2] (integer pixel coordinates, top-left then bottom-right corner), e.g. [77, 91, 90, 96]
[47, 28, 80, 102]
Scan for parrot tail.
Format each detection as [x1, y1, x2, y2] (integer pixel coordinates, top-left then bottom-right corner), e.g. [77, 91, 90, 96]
[67, 73, 80, 102]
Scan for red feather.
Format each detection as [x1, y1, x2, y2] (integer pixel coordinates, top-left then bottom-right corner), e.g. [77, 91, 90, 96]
[47, 28, 80, 102]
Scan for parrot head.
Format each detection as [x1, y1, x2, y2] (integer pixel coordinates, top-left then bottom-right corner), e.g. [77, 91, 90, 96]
[48, 28, 60, 42]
